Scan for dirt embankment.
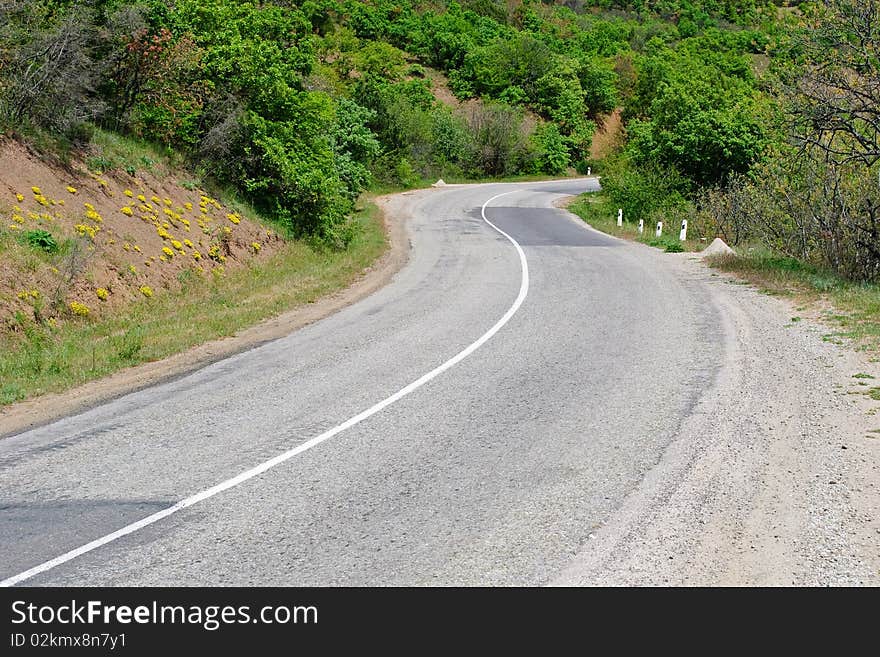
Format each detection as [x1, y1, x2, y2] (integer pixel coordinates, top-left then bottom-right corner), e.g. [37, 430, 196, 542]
[590, 108, 623, 160]
[0, 140, 282, 328]
[0, 140, 415, 437]
[0, 182, 413, 438]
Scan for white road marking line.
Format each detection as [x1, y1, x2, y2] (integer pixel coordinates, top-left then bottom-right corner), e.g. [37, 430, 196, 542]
[1, 189, 529, 587]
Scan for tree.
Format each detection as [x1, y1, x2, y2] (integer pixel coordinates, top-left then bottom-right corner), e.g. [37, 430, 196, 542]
[782, 0, 880, 167]
[627, 45, 769, 184]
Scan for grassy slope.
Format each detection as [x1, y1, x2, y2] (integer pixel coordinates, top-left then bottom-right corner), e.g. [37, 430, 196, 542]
[566, 192, 700, 253]
[0, 195, 386, 405]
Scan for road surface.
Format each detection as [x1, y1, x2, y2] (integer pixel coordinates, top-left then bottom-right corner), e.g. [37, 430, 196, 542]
[1, 179, 876, 586]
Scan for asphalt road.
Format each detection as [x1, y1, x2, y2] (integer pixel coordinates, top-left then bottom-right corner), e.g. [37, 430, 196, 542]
[0, 179, 727, 585]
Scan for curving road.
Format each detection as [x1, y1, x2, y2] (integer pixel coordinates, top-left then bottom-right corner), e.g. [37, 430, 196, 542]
[1, 179, 873, 586]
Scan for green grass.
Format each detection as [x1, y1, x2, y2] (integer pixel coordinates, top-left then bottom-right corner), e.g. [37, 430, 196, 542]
[87, 127, 180, 178]
[0, 202, 387, 405]
[567, 192, 700, 252]
[708, 248, 880, 351]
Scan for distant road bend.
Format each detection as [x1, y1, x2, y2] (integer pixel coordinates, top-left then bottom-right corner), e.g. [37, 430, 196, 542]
[1, 179, 876, 586]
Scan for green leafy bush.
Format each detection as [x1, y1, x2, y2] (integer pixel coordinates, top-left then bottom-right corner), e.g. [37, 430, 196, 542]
[24, 230, 59, 254]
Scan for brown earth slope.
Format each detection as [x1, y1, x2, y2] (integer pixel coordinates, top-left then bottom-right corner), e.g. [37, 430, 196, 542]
[0, 140, 281, 330]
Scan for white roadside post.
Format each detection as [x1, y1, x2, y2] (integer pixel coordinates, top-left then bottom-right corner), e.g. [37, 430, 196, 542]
[679, 219, 688, 241]
[587, 167, 591, 176]
[617, 208, 623, 227]
[638, 218, 644, 234]
[656, 221, 663, 237]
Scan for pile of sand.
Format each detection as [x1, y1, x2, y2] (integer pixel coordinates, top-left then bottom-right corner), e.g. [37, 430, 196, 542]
[701, 237, 735, 258]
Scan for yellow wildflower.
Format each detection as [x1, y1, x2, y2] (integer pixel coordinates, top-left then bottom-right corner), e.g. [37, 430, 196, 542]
[96, 288, 109, 300]
[75, 224, 98, 239]
[139, 285, 153, 298]
[183, 239, 194, 248]
[15, 193, 24, 202]
[171, 240, 183, 251]
[31, 186, 41, 195]
[226, 213, 240, 225]
[251, 242, 261, 252]
[192, 250, 202, 260]
[68, 301, 90, 317]
[124, 189, 134, 197]
[121, 207, 134, 216]
[162, 246, 174, 257]
[137, 194, 146, 203]
[66, 186, 77, 194]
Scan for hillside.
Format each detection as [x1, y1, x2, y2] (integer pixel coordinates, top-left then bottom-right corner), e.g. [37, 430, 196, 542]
[0, 132, 386, 406]
[1, 0, 878, 403]
[0, 139, 280, 328]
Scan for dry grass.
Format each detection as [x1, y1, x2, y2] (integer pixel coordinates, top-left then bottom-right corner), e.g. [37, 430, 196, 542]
[709, 249, 880, 354]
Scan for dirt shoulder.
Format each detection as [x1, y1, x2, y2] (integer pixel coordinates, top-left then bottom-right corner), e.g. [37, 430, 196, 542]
[0, 192, 414, 438]
[554, 211, 880, 585]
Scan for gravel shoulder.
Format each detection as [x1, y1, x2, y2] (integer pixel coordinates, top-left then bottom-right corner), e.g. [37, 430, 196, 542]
[552, 237, 880, 586]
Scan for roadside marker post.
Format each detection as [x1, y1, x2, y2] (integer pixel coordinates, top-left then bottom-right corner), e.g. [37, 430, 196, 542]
[587, 167, 591, 176]
[617, 208, 623, 227]
[656, 221, 663, 237]
[638, 218, 644, 234]
[679, 219, 688, 241]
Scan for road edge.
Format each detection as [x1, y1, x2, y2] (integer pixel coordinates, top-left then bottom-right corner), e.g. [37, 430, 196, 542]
[0, 193, 414, 439]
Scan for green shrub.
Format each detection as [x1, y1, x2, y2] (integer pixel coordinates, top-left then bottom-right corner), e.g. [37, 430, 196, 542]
[24, 230, 59, 254]
[600, 158, 690, 224]
[534, 123, 569, 175]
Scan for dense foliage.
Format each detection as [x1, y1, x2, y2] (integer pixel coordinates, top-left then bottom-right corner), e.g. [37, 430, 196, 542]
[0, 0, 780, 242]
[3, 1, 876, 280]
